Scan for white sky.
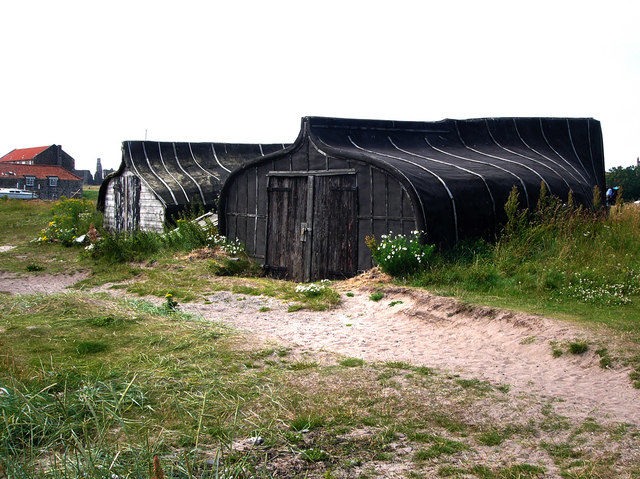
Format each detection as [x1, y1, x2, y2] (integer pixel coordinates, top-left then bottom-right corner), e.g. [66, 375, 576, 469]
[1, 0, 638, 172]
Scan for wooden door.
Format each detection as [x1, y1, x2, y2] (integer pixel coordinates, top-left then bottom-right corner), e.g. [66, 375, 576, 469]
[113, 178, 124, 231]
[311, 175, 358, 279]
[265, 175, 309, 280]
[112, 175, 141, 231]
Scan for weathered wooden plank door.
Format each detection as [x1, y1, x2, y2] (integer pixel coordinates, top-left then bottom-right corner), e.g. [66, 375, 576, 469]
[125, 175, 141, 231]
[112, 175, 141, 232]
[113, 178, 124, 231]
[265, 175, 309, 280]
[311, 175, 358, 279]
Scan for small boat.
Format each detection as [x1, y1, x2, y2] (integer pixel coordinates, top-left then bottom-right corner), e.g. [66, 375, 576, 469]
[0, 188, 38, 199]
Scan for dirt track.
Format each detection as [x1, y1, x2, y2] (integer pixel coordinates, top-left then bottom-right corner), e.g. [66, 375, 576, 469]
[0, 271, 88, 295]
[4, 270, 639, 427]
[184, 286, 640, 426]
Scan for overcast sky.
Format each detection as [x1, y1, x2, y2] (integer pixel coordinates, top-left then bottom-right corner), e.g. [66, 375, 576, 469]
[1, 1, 638, 172]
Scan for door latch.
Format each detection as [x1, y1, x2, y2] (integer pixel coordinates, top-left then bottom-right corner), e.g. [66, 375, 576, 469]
[300, 222, 311, 242]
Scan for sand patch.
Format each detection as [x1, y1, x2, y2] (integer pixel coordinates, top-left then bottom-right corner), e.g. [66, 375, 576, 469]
[183, 285, 640, 426]
[0, 271, 89, 294]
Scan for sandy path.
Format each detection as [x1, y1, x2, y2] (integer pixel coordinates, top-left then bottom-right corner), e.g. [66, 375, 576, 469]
[0, 271, 89, 294]
[185, 287, 640, 425]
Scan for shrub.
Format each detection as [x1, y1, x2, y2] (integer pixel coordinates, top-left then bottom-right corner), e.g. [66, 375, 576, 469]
[367, 230, 434, 277]
[37, 197, 101, 246]
[504, 185, 528, 237]
[295, 279, 331, 297]
[205, 231, 245, 257]
[88, 231, 162, 263]
[88, 218, 250, 267]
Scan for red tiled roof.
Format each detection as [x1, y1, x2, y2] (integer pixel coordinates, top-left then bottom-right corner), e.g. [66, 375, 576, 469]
[0, 164, 81, 180]
[0, 146, 51, 163]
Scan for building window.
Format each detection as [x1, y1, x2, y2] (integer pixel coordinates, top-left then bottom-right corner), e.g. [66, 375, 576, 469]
[49, 176, 58, 187]
[25, 176, 35, 187]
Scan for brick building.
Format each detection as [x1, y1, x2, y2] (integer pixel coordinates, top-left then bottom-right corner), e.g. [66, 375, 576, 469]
[0, 164, 82, 200]
[0, 145, 83, 200]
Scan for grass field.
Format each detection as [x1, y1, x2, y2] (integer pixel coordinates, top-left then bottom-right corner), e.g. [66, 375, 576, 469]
[2, 197, 640, 477]
[82, 185, 100, 202]
[3, 293, 639, 478]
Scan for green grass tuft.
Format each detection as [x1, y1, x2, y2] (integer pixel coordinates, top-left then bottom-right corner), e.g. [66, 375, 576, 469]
[369, 292, 384, 302]
[76, 340, 109, 355]
[291, 415, 325, 432]
[413, 436, 467, 460]
[339, 357, 365, 367]
[568, 341, 589, 355]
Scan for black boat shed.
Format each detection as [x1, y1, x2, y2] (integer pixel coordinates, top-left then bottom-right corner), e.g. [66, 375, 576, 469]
[218, 116, 606, 282]
[98, 141, 287, 232]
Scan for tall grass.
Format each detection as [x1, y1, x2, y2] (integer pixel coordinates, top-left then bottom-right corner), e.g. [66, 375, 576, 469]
[406, 186, 640, 329]
[88, 218, 220, 263]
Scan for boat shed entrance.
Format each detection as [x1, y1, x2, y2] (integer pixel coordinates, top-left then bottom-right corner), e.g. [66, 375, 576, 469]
[218, 116, 605, 282]
[265, 170, 358, 281]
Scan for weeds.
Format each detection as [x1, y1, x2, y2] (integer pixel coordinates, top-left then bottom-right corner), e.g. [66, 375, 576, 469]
[163, 293, 179, 312]
[36, 197, 101, 246]
[366, 230, 434, 277]
[290, 415, 325, 431]
[369, 292, 384, 302]
[568, 342, 589, 355]
[87, 217, 243, 265]
[25, 263, 44, 272]
[413, 436, 467, 460]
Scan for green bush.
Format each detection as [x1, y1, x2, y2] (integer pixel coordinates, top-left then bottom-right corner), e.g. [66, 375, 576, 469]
[366, 230, 435, 277]
[88, 218, 250, 267]
[37, 197, 102, 246]
[88, 231, 162, 263]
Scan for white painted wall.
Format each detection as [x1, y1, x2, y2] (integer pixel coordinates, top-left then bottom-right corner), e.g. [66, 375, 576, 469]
[103, 169, 165, 232]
